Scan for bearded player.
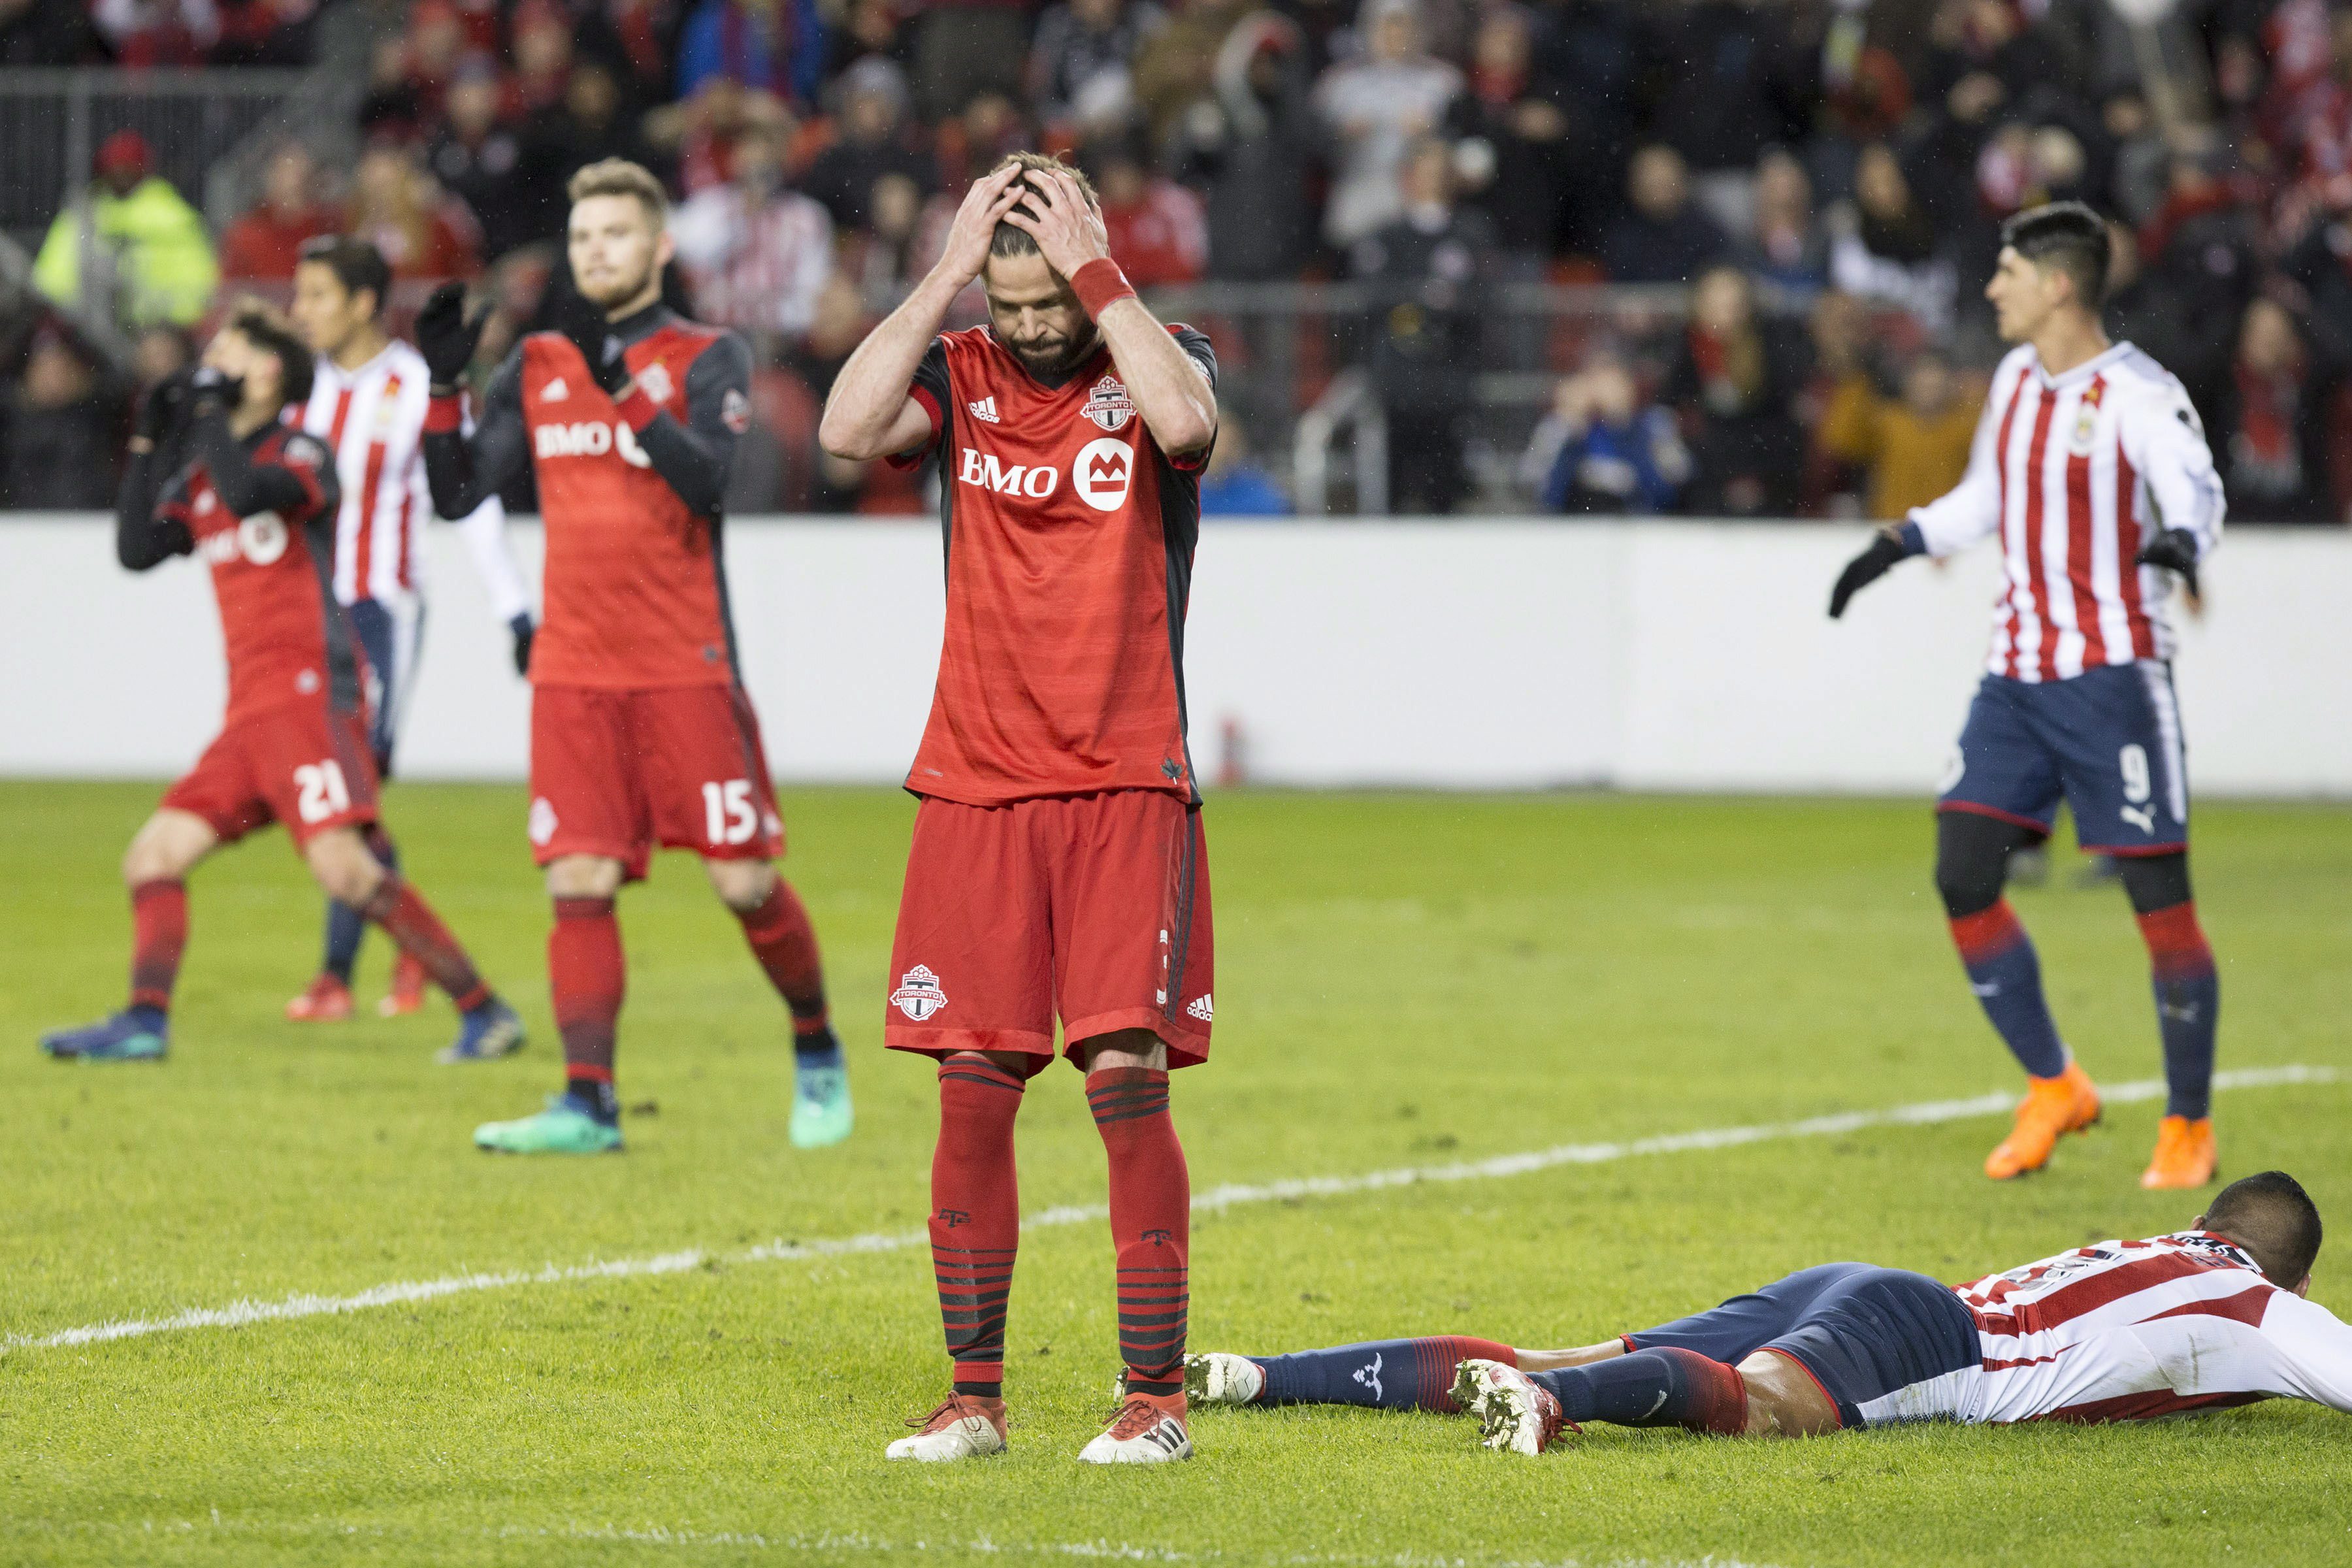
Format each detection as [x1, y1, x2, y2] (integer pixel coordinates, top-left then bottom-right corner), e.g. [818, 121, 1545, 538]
[1164, 1172, 2352, 1454]
[417, 159, 849, 1155]
[820, 154, 1219, 1465]
[41, 304, 523, 1064]
[283, 235, 537, 1025]
[1829, 203, 2227, 1191]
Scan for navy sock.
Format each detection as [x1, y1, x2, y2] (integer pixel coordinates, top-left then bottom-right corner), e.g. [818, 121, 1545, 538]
[323, 829, 397, 983]
[564, 1077, 619, 1124]
[125, 1003, 168, 1032]
[2139, 904, 2219, 1120]
[1948, 901, 2068, 1079]
[1531, 1347, 1749, 1434]
[793, 1026, 844, 1072]
[1253, 1337, 1517, 1413]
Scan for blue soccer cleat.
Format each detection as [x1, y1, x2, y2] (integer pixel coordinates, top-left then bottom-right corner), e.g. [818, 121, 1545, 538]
[790, 1058, 855, 1149]
[41, 1008, 170, 1062]
[436, 998, 526, 1064]
[474, 1093, 623, 1154]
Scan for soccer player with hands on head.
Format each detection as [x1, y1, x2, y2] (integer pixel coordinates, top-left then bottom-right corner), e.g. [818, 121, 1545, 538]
[42, 304, 523, 1066]
[1168, 1172, 2352, 1455]
[1827, 202, 2228, 1192]
[280, 236, 537, 1026]
[820, 153, 1219, 1465]
[418, 159, 849, 1156]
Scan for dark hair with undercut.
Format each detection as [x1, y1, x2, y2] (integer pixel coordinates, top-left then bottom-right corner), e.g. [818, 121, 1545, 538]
[2204, 1170, 2323, 1288]
[227, 299, 316, 408]
[988, 150, 1099, 261]
[2001, 200, 2112, 308]
[297, 235, 391, 318]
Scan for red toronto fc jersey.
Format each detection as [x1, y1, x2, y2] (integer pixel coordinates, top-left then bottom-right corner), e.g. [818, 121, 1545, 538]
[891, 323, 1217, 806]
[159, 426, 355, 723]
[522, 323, 738, 688]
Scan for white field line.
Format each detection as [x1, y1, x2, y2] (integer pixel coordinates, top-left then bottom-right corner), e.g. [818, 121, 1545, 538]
[5, 1064, 2334, 1358]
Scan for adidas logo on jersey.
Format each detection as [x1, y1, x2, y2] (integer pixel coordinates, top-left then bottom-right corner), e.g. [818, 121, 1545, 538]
[1186, 993, 1214, 1022]
[542, 376, 570, 403]
[968, 397, 1000, 423]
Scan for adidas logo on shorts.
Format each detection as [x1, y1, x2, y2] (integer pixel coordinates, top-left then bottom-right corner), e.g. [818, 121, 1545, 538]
[1185, 993, 1213, 1023]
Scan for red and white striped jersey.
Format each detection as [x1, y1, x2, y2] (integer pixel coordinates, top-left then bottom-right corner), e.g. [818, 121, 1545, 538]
[297, 338, 531, 623]
[1916, 1232, 2352, 1426]
[1910, 342, 2225, 682]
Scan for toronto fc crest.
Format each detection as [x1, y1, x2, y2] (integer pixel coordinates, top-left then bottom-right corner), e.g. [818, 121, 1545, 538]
[1083, 374, 1136, 432]
[892, 964, 949, 1021]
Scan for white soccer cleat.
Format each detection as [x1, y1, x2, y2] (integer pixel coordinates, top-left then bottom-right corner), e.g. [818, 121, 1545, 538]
[885, 1395, 1007, 1462]
[1113, 1352, 1264, 1407]
[1451, 1359, 1572, 1456]
[1077, 1397, 1193, 1464]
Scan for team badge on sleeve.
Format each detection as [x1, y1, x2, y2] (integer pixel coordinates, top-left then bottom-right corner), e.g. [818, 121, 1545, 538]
[892, 964, 949, 1021]
[635, 361, 675, 406]
[721, 387, 751, 434]
[283, 434, 327, 468]
[1083, 375, 1135, 433]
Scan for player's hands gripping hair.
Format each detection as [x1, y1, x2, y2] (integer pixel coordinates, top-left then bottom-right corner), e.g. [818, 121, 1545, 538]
[187, 366, 243, 419]
[416, 282, 487, 391]
[2134, 527, 2201, 600]
[937, 164, 1028, 287]
[1829, 527, 1914, 619]
[1004, 167, 1111, 279]
[552, 286, 634, 398]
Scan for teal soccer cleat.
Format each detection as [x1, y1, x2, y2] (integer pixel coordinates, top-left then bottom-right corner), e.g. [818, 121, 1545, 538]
[789, 1060, 855, 1149]
[41, 1009, 169, 1062]
[474, 1094, 623, 1154]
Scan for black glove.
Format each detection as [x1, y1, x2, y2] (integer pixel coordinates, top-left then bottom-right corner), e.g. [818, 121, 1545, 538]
[416, 281, 486, 389]
[135, 370, 192, 442]
[508, 612, 535, 678]
[1828, 529, 1913, 619]
[2134, 527, 2201, 598]
[187, 365, 241, 417]
[551, 287, 632, 397]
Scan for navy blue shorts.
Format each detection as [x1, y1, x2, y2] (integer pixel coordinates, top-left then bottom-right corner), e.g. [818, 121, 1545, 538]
[1625, 1263, 1980, 1429]
[1939, 664, 2189, 857]
[347, 596, 425, 776]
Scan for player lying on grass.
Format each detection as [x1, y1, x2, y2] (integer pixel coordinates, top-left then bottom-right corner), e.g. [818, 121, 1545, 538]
[1155, 1171, 2351, 1454]
[41, 302, 523, 1065]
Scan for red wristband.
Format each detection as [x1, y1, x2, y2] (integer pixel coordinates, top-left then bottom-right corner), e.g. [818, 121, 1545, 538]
[613, 384, 660, 431]
[1071, 258, 1136, 320]
[423, 393, 465, 434]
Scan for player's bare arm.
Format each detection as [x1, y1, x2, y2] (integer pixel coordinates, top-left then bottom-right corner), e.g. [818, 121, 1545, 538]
[1004, 167, 1217, 457]
[819, 164, 1025, 461]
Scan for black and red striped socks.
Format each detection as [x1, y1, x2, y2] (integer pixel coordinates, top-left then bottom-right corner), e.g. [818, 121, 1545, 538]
[2138, 901, 2219, 1120]
[932, 1053, 1025, 1399]
[733, 878, 835, 1060]
[550, 895, 623, 1121]
[359, 874, 490, 1012]
[1088, 1066, 1190, 1401]
[127, 877, 187, 1017]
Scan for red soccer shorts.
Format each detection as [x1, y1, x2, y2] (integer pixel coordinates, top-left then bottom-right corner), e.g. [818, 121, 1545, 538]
[161, 699, 380, 851]
[528, 682, 785, 879]
[885, 790, 1214, 1070]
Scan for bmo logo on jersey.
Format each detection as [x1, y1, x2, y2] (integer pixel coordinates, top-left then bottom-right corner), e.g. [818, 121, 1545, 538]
[533, 419, 653, 468]
[1073, 437, 1134, 512]
[957, 447, 1062, 498]
[197, 509, 290, 566]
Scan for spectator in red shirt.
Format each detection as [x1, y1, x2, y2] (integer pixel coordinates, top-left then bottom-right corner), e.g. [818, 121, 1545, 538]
[509, 0, 576, 118]
[347, 143, 483, 280]
[220, 142, 342, 280]
[1086, 135, 1205, 287]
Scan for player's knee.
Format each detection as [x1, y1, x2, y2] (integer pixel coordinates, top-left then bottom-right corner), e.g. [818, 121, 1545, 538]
[1933, 817, 2012, 918]
[304, 830, 382, 906]
[704, 856, 775, 912]
[1077, 1029, 1166, 1073]
[123, 813, 205, 883]
[546, 855, 623, 900]
[2117, 851, 2193, 916]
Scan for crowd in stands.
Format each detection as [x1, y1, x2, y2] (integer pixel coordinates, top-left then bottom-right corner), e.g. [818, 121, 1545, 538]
[7, 0, 2352, 521]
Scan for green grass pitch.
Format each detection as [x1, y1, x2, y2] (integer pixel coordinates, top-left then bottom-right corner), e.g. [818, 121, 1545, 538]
[5, 781, 2351, 1567]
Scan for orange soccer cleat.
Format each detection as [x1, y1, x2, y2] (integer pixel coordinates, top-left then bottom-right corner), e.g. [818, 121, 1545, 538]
[377, 951, 429, 1018]
[1984, 1061, 2102, 1179]
[285, 973, 354, 1022]
[2140, 1115, 2218, 1190]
